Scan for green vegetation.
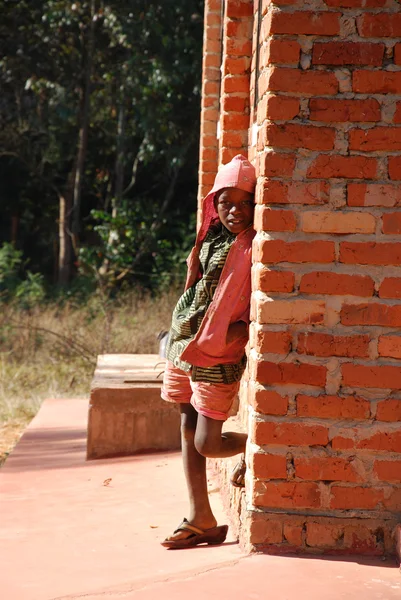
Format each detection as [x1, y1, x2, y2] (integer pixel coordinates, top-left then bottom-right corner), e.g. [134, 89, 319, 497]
[0, 1, 204, 459]
[0, 0, 203, 290]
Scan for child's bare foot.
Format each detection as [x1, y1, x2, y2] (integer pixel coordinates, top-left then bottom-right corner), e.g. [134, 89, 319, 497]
[231, 453, 246, 488]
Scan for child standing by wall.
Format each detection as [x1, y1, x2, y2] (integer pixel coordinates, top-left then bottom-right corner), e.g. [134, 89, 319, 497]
[161, 154, 256, 549]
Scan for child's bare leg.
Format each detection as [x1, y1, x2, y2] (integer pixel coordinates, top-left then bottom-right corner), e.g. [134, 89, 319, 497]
[194, 414, 247, 458]
[165, 404, 217, 542]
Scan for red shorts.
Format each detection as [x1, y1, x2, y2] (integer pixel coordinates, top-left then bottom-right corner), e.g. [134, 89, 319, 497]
[161, 361, 240, 421]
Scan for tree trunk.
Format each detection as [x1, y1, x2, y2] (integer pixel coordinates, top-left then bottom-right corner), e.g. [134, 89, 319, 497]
[71, 0, 96, 252]
[98, 90, 126, 277]
[58, 184, 73, 286]
[11, 213, 19, 244]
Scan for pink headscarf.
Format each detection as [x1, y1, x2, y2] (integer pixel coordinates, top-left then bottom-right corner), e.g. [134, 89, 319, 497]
[197, 154, 256, 245]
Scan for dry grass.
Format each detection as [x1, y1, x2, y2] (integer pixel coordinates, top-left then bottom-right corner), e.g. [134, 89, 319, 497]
[0, 288, 178, 463]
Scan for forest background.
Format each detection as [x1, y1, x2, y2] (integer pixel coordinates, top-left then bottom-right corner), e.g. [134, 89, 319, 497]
[0, 0, 204, 461]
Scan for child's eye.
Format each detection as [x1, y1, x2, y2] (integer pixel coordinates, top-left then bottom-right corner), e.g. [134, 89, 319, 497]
[242, 200, 253, 206]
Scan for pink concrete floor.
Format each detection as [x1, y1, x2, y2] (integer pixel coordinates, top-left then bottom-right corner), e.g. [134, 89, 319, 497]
[0, 398, 400, 600]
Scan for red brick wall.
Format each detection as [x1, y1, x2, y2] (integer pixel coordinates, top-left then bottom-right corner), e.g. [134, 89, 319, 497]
[200, 0, 401, 555]
[198, 0, 253, 220]
[246, 0, 401, 555]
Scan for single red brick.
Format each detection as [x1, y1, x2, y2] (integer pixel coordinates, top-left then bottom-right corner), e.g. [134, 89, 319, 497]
[204, 65, 221, 82]
[389, 157, 401, 181]
[262, 39, 301, 66]
[252, 453, 288, 480]
[297, 394, 370, 419]
[309, 99, 381, 123]
[203, 53, 221, 69]
[222, 75, 250, 94]
[256, 298, 325, 325]
[350, 127, 401, 152]
[254, 268, 295, 293]
[205, 26, 221, 42]
[223, 56, 251, 76]
[306, 523, 344, 548]
[207, 0, 223, 10]
[253, 481, 322, 509]
[255, 361, 327, 387]
[312, 42, 384, 67]
[341, 303, 401, 327]
[307, 155, 377, 180]
[268, 67, 339, 96]
[264, 95, 300, 121]
[347, 183, 401, 207]
[357, 429, 401, 452]
[258, 152, 296, 178]
[378, 335, 401, 358]
[254, 239, 335, 264]
[295, 457, 361, 483]
[283, 524, 303, 547]
[330, 486, 384, 510]
[248, 515, 283, 544]
[253, 329, 292, 354]
[222, 96, 249, 113]
[382, 213, 401, 234]
[221, 113, 250, 131]
[376, 399, 401, 422]
[342, 363, 401, 391]
[201, 171, 217, 186]
[202, 95, 219, 108]
[379, 278, 401, 299]
[264, 123, 335, 151]
[297, 332, 371, 358]
[353, 70, 401, 94]
[300, 272, 374, 297]
[199, 160, 218, 173]
[226, 18, 253, 39]
[203, 80, 220, 96]
[374, 460, 401, 483]
[340, 242, 401, 265]
[220, 131, 247, 148]
[267, 11, 340, 36]
[331, 436, 356, 450]
[199, 146, 218, 162]
[254, 206, 296, 232]
[260, 180, 329, 205]
[253, 421, 329, 447]
[226, 0, 254, 17]
[251, 389, 289, 416]
[343, 524, 382, 554]
[357, 14, 401, 38]
[301, 211, 376, 234]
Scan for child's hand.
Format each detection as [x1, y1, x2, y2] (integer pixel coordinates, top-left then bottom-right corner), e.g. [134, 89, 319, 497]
[226, 321, 248, 344]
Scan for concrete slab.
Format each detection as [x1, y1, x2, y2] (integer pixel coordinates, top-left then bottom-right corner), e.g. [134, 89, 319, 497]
[88, 354, 180, 458]
[0, 397, 400, 600]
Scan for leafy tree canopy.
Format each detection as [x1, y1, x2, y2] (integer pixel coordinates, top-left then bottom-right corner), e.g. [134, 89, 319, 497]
[0, 0, 204, 293]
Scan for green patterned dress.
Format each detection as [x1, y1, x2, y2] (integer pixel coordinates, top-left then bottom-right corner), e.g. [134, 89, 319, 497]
[166, 222, 247, 384]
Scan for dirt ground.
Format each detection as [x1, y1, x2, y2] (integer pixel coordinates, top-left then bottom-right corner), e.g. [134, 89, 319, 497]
[0, 421, 27, 466]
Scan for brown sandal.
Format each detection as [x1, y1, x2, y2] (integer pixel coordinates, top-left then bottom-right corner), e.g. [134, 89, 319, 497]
[231, 454, 246, 488]
[161, 518, 228, 549]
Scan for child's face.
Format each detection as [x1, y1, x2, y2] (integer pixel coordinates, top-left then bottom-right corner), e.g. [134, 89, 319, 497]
[215, 188, 254, 235]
